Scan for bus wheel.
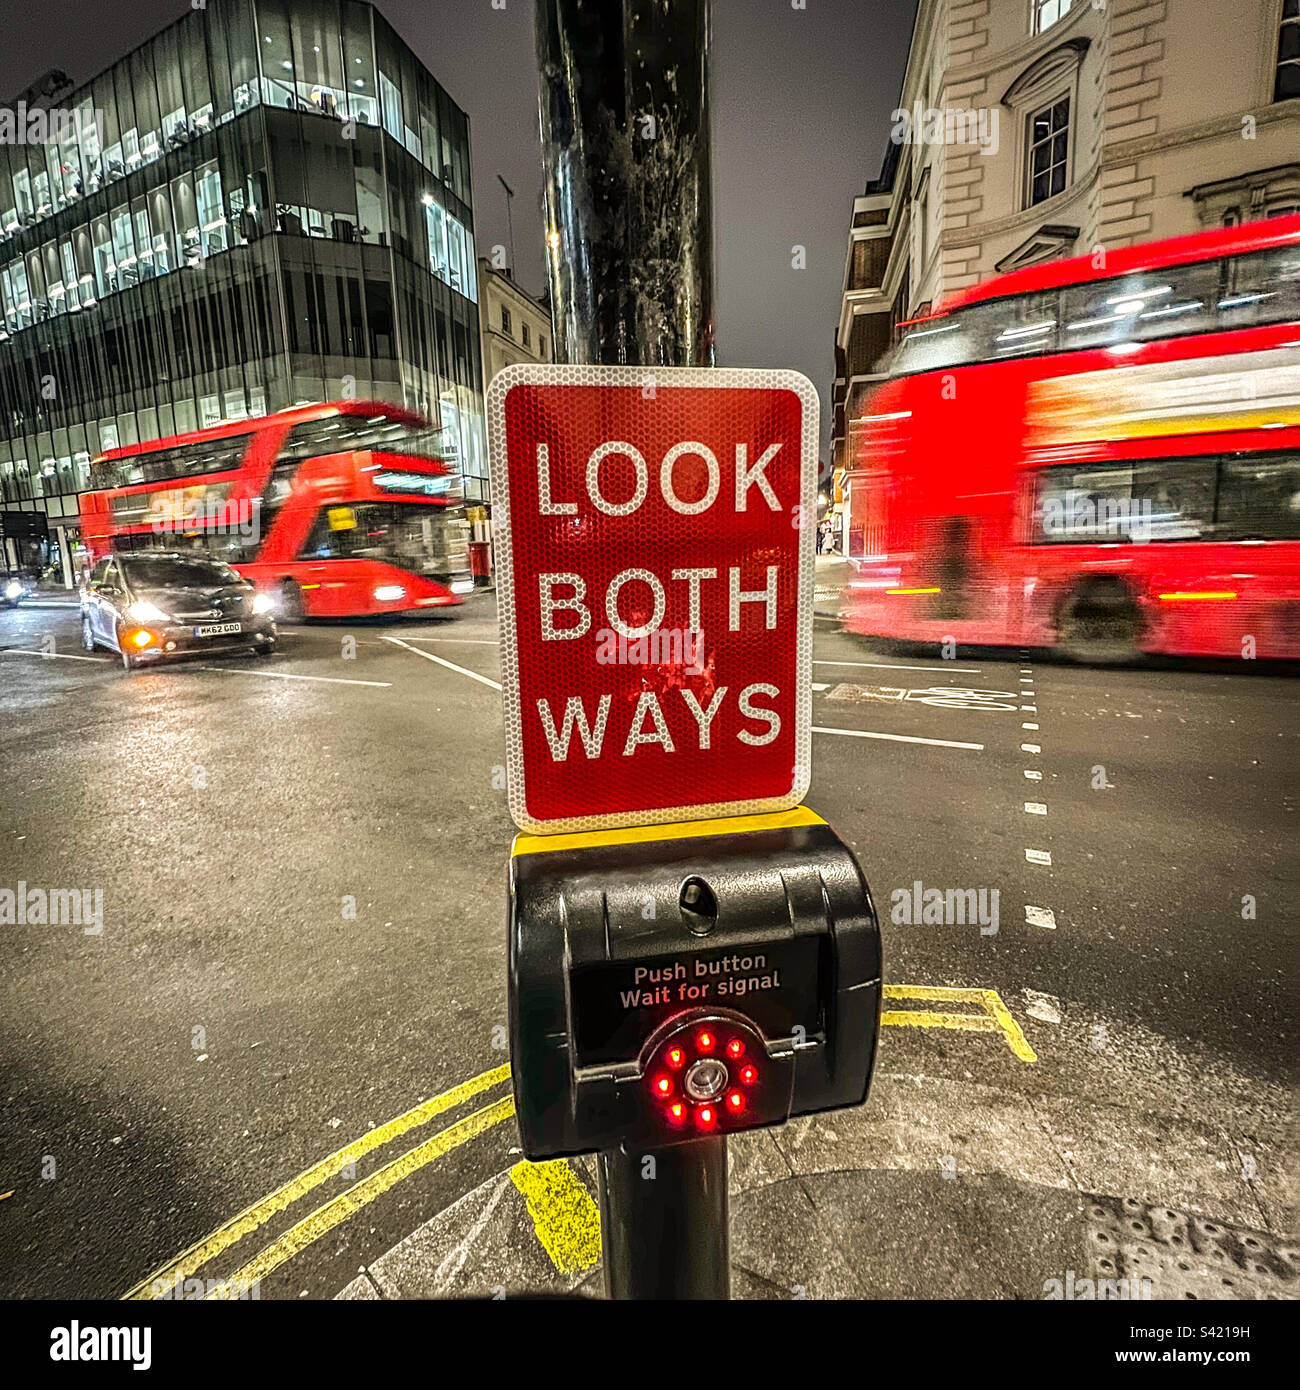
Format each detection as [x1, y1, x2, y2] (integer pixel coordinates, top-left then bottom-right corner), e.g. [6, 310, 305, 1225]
[1058, 579, 1141, 665]
[279, 579, 305, 623]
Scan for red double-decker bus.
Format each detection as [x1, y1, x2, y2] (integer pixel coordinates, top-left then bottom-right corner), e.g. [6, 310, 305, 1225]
[843, 215, 1300, 661]
[80, 401, 474, 619]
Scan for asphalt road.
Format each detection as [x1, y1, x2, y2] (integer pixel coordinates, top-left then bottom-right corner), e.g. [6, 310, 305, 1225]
[0, 595, 1295, 1300]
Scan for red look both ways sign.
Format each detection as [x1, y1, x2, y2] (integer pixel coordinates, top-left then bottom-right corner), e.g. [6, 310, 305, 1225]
[487, 365, 819, 835]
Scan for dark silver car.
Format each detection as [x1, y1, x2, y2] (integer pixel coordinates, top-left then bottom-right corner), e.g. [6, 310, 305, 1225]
[80, 551, 277, 670]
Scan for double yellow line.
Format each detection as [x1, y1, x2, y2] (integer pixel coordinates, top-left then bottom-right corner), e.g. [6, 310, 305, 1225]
[882, 985, 1038, 1063]
[124, 1064, 515, 1300]
[126, 982, 1039, 1297]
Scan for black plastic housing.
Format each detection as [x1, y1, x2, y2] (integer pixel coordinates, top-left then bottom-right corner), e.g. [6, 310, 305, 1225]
[508, 816, 882, 1159]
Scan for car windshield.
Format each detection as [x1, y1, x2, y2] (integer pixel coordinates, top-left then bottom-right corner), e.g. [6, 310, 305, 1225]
[122, 555, 243, 588]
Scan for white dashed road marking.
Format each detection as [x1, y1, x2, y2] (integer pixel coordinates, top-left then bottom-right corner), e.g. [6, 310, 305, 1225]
[382, 635, 503, 691]
[1025, 905, 1058, 929]
[813, 660, 981, 674]
[1024, 802, 1047, 815]
[1025, 848, 1052, 866]
[812, 726, 984, 751]
[196, 667, 392, 688]
[0, 648, 107, 662]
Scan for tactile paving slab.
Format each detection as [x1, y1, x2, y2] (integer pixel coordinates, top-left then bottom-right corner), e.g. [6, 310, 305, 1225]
[1086, 1194, 1298, 1300]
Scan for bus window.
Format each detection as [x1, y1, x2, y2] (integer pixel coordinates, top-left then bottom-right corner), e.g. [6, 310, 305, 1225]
[1034, 457, 1217, 543]
[1217, 452, 1300, 540]
[1219, 244, 1300, 331]
[1058, 260, 1222, 351]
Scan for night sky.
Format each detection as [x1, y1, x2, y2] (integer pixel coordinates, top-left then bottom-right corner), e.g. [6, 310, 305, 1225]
[1, 0, 917, 458]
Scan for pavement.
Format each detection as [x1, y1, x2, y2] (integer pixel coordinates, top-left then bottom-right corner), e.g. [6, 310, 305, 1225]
[0, 588, 1295, 1301]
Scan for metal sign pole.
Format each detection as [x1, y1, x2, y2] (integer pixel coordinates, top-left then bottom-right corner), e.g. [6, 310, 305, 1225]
[534, 0, 727, 1299]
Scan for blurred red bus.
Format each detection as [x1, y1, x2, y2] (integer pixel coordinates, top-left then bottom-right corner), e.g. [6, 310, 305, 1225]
[80, 401, 474, 619]
[843, 215, 1300, 661]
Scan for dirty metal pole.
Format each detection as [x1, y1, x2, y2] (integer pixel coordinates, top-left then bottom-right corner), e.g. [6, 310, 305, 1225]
[535, 0, 728, 1299]
[536, 0, 715, 370]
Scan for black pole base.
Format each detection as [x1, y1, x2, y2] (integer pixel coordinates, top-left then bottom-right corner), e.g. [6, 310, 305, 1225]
[597, 1137, 730, 1299]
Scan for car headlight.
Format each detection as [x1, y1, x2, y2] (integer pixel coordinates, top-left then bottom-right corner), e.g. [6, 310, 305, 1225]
[373, 584, 406, 602]
[252, 592, 273, 615]
[125, 599, 170, 623]
[4, 580, 22, 599]
[450, 579, 475, 595]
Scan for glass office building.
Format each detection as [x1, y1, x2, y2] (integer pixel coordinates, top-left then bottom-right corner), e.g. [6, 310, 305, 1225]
[0, 0, 487, 580]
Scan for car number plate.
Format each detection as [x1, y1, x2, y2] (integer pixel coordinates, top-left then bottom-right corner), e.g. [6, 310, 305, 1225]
[194, 622, 242, 637]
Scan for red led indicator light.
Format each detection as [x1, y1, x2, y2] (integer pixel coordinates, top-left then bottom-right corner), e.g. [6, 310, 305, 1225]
[725, 1037, 745, 1060]
[696, 1030, 716, 1053]
[652, 1074, 673, 1097]
[667, 1101, 687, 1125]
[696, 1105, 717, 1131]
[739, 1064, 758, 1085]
[665, 1046, 687, 1069]
[725, 1090, 746, 1114]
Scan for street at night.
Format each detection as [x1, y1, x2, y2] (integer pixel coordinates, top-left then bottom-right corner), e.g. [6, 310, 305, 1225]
[2, 588, 1293, 1301]
[1, 0, 1298, 1361]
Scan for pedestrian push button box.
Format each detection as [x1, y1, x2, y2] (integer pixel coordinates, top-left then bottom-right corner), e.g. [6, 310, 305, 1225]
[508, 808, 882, 1158]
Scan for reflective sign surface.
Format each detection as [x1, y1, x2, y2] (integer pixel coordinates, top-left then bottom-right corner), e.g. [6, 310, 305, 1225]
[488, 365, 818, 833]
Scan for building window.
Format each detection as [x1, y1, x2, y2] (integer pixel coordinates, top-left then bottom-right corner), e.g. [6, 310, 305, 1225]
[1277, 0, 1300, 101]
[1033, 0, 1074, 34]
[521, 322, 530, 348]
[540, 334, 547, 359]
[1026, 95, 1070, 206]
[500, 305, 512, 335]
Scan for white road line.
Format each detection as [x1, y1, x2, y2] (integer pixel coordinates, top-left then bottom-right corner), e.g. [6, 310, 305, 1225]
[0, 648, 107, 663]
[1021, 689, 1035, 696]
[1021, 704, 1037, 712]
[1023, 769, 1043, 780]
[813, 660, 981, 674]
[382, 634, 503, 691]
[1021, 742, 1041, 754]
[399, 636, 499, 646]
[1024, 801, 1047, 815]
[812, 725, 983, 751]
[811, 682, 832, 692]
[196, 666, 392, 687]
[1022, 721, 1039, 730]
[1025, 848, 1052, 866]
[1025, 906, 1058, 929]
